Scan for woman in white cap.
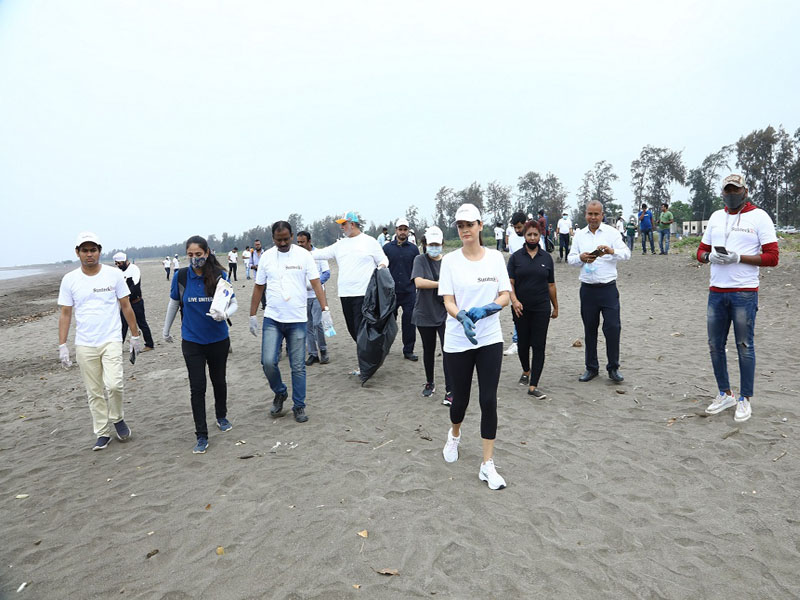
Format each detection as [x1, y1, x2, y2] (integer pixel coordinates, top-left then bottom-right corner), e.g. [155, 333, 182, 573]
[411, 225, 452, 404]
[439, 204, 511, 490]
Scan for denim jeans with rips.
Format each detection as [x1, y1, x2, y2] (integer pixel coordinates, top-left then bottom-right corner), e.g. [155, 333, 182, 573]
[707, 291, 758, 398]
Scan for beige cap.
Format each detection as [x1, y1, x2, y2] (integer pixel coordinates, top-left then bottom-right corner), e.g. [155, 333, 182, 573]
[722, 174, 746, 189]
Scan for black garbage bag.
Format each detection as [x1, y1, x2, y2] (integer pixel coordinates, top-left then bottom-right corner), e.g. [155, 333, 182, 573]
[357, 268, 397, 384]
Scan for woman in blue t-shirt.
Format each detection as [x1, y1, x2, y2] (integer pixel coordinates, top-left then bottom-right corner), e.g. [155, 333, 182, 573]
[163, 235, 238, 454]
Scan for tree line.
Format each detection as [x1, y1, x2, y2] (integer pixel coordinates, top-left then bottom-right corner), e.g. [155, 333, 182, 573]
[108, 123, 800, 259]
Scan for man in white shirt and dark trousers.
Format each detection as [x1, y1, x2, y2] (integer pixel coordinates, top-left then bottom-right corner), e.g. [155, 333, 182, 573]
[555, 211, 573, 263]
[568, 201, 631, 383]
[297, 230, 331, 365]
[113, 252, 154, 351]
[248, 240, 266, 309]
[58, 232, 143, 450]
[312, 211, 389, 371]
[227, 247, 238, 281]
[249, 221, 333, 423]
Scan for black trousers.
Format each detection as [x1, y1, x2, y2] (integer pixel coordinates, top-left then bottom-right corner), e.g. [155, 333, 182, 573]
[165, 267, 170, 280]
[417, 323, 451, 392]
[513, 307, 551, 386]
[121, 300, 154, 348]
[394, 291, 417, 355]
[340, 296, 365, 342]
[443, 342, 503, 439]
[559, 233, 570, 259]
[182, 337, 230, 438]
[228, 263, 237, 281]
[579, 282, 621, 372]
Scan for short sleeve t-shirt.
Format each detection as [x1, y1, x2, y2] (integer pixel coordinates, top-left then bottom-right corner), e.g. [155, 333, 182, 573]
[659, 211, 673, 229]
[439, 248, 511, 352]
[172, 257, 180, 269]
[507, 231, 525, 253]
[411, 254, 446, 327]
[639, 210, 654, 230]
[493, 226, 505, 241]
[312, 233, 388, 297]
[170, 268, 231, 344]
[256, 246, 319, 322]
[507, 247, 555, 309]
[702, 206, 777, 289]
[227, 251, 237, 264]
[163, 259, 171, 269]
[58, 265, 130, 346]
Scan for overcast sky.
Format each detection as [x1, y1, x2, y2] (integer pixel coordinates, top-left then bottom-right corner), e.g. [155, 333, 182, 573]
[1, 0, 798, 266]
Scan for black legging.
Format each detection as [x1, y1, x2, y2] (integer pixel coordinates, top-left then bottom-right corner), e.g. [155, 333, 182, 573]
[181, 337, 230, 438]
[340, 296, 365, 342]
[443, 342, 503, 439]
[417, 324, 451, 392]
[513, 307, 550, 386]
[228, 263, 237, 281]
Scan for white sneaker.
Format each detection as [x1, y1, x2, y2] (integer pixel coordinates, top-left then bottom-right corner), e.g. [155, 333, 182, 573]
[734, 397, 752, 423]
[479, 459, 506, 490]
[705, 392, 736, 415]
[504, 342, 518, 356]
[442, 428, 460, 463]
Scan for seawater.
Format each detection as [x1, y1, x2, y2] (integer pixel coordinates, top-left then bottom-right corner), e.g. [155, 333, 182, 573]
[0, 269, 44, 281]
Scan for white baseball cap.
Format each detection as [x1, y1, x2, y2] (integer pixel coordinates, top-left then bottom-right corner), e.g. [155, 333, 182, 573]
[395, 218, 410, 228]
[425, 226, 444, 244]
[453, 203, 481, 224]
[75, 231, 101, 247]
[113, 252, 127, 262]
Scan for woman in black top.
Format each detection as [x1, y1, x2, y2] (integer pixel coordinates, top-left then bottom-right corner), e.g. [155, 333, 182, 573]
[411, 226, 453, 405]
[507, 221, 558, 399]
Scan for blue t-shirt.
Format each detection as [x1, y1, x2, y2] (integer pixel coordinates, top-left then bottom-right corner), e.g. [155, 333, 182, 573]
[639, 209, 654, 230]
[170, 268, 232, 344]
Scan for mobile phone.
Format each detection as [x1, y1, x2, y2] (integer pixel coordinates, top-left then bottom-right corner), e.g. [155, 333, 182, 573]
[590, 248, 604, 257]
[714, 246, 728, 255]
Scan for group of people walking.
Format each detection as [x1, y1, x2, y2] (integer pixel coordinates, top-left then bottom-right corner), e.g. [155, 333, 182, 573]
[56, 173, 778, 491]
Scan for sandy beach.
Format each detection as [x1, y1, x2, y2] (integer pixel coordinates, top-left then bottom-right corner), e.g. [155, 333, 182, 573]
[2, 245, 799, 599]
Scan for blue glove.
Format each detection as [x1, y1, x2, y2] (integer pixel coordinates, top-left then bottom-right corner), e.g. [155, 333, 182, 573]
[456, 310, 478, 345]
[466, 303, 502, 322]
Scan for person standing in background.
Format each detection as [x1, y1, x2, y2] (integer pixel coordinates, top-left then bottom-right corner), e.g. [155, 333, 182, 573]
[227, 247, 238, 281]
[163, 256, 171, 280]
[658, 203, 674, 255]
[625, 217, 637, 251]
[241, 246, 252, 280]
[296, 230, 331, 366]
[114, 252, 154, 352]
[638, 204, 656, 255]
[503, 211, 527, 356]
[493, 222, 506, 251]
[384, 218, 420, 361]
[172, 254, 180, 271]
[555, 211, 573, 263]
[248, 240, 266, 309]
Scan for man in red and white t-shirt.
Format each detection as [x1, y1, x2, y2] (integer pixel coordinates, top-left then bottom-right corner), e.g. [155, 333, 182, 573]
[697, 174, 779, 423]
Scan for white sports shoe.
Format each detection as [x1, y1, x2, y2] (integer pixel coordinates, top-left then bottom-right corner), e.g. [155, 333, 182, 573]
[734, 397, 752, 423]
[442, 428, 460, 463]
[705, 392, 736, 415]
[479, 459, 506, 490]
[504, 342, 518, 356]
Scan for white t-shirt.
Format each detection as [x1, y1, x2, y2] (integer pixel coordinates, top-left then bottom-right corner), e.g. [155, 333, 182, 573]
[505, 225, 514, 241]
[172, 257, 180, 269]
[227, 251, 237, 264]
[306, 252, 330, 299]
[702, 206, 777, 289]
[162, 259, 170, 269]
[120, 263, 141, 286]
[242, 250, 251, 264]
[58, 265, 130, 347]
[438, 248, 511, 352]
[508, 231, 525, 253]
[556, 217, 572, 234]
[493, 226, 505, 240]
[256, 245, 320, 322]
[616, 219, 626, 234]
[312, 232, 389, 297]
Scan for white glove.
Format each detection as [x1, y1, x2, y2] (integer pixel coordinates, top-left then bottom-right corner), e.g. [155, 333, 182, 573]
[131, 336, 144, 353]
[206, 308, 227, 322]
[58, 344, 72, 369]
[163, 332, 174, 343]
[709, 250, 740, 265]
[321, 308, 334, 331]
[249, 315, 259, 337]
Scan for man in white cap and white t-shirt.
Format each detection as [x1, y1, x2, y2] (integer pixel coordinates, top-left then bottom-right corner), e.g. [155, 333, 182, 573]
[58, 233, 143, 451]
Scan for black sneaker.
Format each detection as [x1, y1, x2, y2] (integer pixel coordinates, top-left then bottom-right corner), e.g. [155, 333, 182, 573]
[319, 351, 330, 364]
[293, 406, 309, 423]
[422, 383, 435, 397]
[518, 373, 529, 385]
[270, 391, 288, 417]
[442, 392, 453, 406]
[113, 419, 131, 441]
[305, 354, 319, 366]
[93, 436, 111, 451]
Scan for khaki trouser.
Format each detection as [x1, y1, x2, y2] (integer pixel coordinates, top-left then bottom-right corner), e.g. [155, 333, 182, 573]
[76, 341, 124, 437]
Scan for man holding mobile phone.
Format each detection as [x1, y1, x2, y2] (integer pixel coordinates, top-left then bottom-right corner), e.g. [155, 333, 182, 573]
[697, 174, 779, 423]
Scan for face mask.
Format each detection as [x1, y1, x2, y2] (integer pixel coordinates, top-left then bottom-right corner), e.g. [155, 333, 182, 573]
[525, 241, 539, 250]
[722, 191, 746, 210]
[190, 256, 207, 269]
[426, 246, 442, 257]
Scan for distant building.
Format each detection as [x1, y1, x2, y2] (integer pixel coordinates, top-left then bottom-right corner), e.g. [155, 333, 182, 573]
[683, 220, 709, 236]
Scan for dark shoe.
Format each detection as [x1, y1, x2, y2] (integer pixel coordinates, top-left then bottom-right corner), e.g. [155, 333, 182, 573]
[442, 391, 453, 406]
[528, 388, 547, 399]
[319, 351, 330, 364]
[578, 370, 599, 382]
[270, 391, 288, 417]
[404, 353, 419, 362]
[113, 419, 131, 441]
[422, 382, 435, 397]
[93, 436, 111, 451]
[518, 373, 529, 385]
[305, 354, 319, 366]
[216, 418, 233, 432]
[608, 369, 624, 383]
[293, 407, 309, 423]
[193, 436, 209, 454]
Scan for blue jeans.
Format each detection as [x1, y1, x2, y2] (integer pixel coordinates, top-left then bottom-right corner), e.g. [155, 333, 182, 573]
[707, 291, 758, 397]
[261, 317, 307, 409]
[659, 229, 670, 254]
[626, 233, 635, 251]
[306, 298, 327, 357]
[641, 229, 655, 253]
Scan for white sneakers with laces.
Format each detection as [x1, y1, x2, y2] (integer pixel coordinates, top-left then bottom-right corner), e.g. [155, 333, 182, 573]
[442, 428, 460, 463]
[504, 342, 518, 356]
[734, 397, 752, 423]
[479, 459, 506, 490]
[705, 392, 736, 415]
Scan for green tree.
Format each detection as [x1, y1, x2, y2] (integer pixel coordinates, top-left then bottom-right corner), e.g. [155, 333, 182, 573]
[574, 161, 620, 227]
[434, 186, 459, 235]
[456, 182, 484, 215]
[485, 180, 512, 226]
[630, 146, 687, 208]
[667, 200, 692, 226]
[541, 173, 569, 221]
[516, 171, 545, 216]
[687, 145, 731, 222]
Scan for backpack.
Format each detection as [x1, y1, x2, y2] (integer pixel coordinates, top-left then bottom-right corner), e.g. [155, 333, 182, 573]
[177, 267, 232, 326]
